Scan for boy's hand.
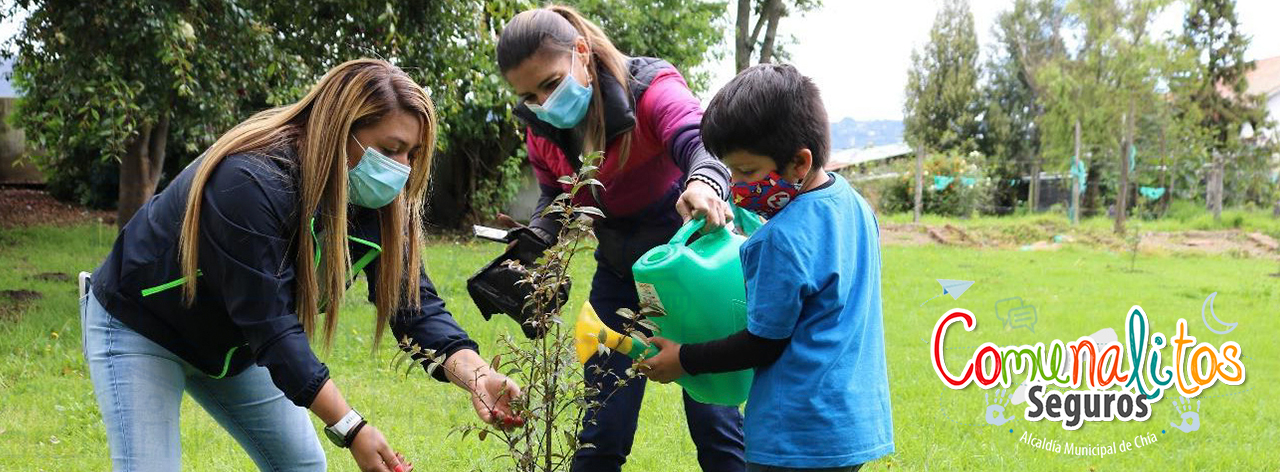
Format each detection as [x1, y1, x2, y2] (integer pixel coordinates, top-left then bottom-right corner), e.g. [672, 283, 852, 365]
[677, 180, 732, 231]
[638, 337, 685, 383]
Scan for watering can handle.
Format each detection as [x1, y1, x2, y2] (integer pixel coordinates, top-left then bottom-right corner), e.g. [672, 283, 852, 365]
[669, 217, 708, 246]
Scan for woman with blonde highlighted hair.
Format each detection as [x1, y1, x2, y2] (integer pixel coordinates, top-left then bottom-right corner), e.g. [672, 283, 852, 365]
[82, 59, 520, 472]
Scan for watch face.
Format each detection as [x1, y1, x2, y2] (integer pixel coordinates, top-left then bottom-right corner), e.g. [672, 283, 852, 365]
[325, 426, 348, 447]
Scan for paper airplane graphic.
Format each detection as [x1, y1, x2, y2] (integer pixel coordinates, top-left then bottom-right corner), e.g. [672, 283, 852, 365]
[937, 279, 974, 299]
[920, 279, 975, 306]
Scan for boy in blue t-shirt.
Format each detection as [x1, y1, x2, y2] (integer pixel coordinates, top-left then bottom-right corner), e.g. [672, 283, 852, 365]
[640, 63, 894, 471]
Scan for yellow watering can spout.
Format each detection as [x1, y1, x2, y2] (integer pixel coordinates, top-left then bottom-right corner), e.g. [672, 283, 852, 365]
[574, 301, 642, 364]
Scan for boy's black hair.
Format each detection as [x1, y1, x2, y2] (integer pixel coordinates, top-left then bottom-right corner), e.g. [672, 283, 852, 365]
[701, 63, 829, 173]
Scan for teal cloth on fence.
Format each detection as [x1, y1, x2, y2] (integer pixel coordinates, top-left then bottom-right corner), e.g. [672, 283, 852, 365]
[1139, 186, 1165, 200]
[933, 176, 955, 190]
[960, 177, 977, 187]
[1069, 159, 1087, 192]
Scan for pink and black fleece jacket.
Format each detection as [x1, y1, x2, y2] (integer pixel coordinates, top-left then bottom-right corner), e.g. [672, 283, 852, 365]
[513, 57, 732, 243]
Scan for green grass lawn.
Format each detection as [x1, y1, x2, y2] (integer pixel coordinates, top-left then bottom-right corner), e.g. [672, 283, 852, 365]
[1, 221, 1276, 471]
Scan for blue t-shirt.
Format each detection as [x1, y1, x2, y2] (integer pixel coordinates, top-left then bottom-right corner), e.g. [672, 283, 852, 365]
[740, 173, 894, 467]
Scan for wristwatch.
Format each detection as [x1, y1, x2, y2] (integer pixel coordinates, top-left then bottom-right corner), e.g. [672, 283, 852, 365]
[324, 409, 367, 448]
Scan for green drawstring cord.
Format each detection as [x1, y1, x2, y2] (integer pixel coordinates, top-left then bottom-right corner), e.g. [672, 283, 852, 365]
[140, 270, 204, 297]
[139, 218, 383, 379]
[211, 345, 245, 379]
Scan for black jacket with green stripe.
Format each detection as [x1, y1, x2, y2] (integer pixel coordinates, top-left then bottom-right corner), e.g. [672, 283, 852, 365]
[91, 147, 478, 407]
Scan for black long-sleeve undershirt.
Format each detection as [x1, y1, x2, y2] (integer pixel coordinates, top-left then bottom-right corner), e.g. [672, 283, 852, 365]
[678, 328, 789, 375]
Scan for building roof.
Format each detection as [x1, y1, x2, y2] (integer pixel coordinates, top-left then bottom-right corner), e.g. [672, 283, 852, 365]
[1246, 55, 1280, 98]
[825, 143, 914, 171]
[1218, 55, 1280, 100]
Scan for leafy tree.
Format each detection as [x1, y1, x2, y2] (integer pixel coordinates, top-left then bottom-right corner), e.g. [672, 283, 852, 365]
[733, 0, 820, 72]
[577, 0, 727, 92]
[977, 0, 1065, 212]
[1037, 0, 1177, 232]
[4, 0, 728, 229]
[1176, 0, 1267, 221]
[904, 0, 981, 156]
[3, 0, 301, 227]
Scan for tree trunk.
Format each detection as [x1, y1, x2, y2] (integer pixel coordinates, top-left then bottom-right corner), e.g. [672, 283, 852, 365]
[1115, 126, 1130, 234]
[116, 110, 169, 230]
[758, 0, 783, 64]
[1157, 124, 1169, 217]
[1071, 120, 1081, 224]
[914, 146, 924, 223]
[734, 0, 752, 72]
[1083, 163, 1100, 218]
[1028, 157, 1040, 212]
[1209, 149, 1224, 222]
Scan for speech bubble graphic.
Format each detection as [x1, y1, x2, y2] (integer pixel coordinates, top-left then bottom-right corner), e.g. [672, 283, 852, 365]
[994, 297, 1037, 333]
[1010, 305, 1038, 332]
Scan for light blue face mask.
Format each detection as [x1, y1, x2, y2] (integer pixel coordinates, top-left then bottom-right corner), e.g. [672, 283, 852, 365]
[348, 135, 410, 209]
[527, 51, 593, 129]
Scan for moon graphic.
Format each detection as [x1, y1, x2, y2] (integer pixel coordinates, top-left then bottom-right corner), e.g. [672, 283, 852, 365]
[1201, 292, 1238, 335]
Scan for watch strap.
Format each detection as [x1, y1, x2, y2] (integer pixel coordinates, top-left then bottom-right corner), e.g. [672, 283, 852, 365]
[326, 409, 364, 448]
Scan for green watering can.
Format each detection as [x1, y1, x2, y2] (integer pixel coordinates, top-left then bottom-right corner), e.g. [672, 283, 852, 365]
[574, 207, 763, 406]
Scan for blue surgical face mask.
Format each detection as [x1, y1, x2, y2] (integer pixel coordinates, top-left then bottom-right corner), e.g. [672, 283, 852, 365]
[527, 51, 593, 129]
[348, 135, 410, 208]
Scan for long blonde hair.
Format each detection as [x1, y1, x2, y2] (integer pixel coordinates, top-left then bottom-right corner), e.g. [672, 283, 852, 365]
[497, 5, 634, 165]
[177, 59, 437, 349]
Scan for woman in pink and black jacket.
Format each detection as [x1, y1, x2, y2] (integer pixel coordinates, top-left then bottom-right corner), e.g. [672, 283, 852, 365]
[492, 6, 744, 472]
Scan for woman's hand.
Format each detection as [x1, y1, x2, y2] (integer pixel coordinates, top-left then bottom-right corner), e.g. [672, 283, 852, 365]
[676, 180, 732, 231]
[310, 381, 410, 471]
[349, 424, 412, 472]
[444, 350, 525, 429]
[470, 366, 525, 429]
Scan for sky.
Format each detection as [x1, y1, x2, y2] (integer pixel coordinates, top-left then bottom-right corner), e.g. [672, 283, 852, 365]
[3, 1, 1278, 117]
[694, 0, 1280, 122]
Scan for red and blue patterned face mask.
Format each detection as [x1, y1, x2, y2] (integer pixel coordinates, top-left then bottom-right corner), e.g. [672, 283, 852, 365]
[731, 171, 800, 219]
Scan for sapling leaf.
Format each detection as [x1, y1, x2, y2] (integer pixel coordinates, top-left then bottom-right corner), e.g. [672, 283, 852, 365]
[637, 318, 659, 333]
[629, 332, 649, 348]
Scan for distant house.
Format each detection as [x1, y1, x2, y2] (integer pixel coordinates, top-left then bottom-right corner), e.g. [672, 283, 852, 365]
[1245, 56, 1280, 143]
[825, 143, 914, 172]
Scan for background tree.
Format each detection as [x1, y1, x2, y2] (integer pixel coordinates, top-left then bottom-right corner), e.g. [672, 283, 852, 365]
[1036, 0, 1176, 233]
[4, 0, 727, 230]
[4, 0, 301, 228]
[978, 0, 1065, 212]
[1176, 0, 1267, 222]
[904, 0, 981, 156]
[733, 0, 820, 72]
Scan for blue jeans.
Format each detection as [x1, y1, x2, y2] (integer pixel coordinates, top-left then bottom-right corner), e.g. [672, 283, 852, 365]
[746, 464, 863, 472]
[573, 263, 746, 472]
[80, 291, 325, 472]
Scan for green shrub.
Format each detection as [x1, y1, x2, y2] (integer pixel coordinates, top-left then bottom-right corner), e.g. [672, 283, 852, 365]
[879, 151, 993, 217]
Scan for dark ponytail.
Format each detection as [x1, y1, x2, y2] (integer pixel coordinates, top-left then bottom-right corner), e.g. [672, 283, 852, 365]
[498, 5, 633, 165]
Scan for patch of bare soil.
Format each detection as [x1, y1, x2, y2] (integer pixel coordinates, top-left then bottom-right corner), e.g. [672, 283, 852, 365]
[0, 188, 113, 229]
[1140, 230, 1278, 259]
[882, 221, 1279, 260]
[0, 289, 43, 323]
